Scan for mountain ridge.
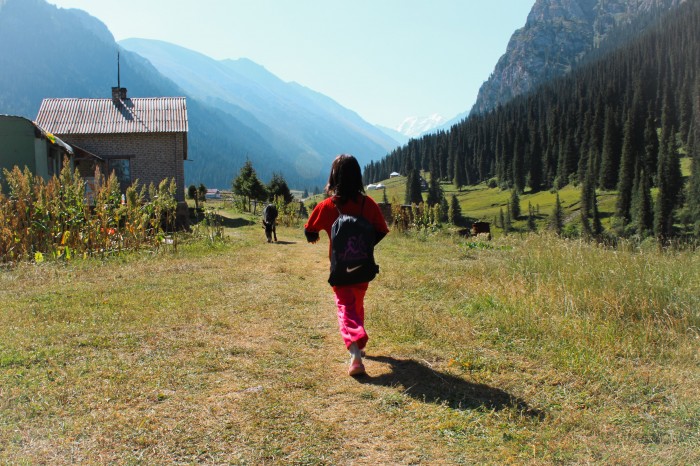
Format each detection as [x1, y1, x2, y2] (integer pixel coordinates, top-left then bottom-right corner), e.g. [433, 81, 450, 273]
[470, 0, 685, 116]
[119, 38, 400, 179]
[0, 0, 401, 190]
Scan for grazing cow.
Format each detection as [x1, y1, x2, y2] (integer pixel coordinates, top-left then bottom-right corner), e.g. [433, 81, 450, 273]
[262, 204, 278, 242]
[471, 221, 491, 240]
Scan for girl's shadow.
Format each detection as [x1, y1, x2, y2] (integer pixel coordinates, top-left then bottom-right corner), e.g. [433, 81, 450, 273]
[360, 355, 543, 418]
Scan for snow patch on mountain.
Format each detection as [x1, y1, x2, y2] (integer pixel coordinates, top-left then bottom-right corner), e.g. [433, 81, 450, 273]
[396, 114, 446, 138]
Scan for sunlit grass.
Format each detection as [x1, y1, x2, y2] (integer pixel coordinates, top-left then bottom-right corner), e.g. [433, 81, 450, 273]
[1, 213, 698, 464]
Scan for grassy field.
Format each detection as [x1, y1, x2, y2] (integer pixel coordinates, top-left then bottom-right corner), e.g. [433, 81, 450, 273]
[1, 208, 699, 464]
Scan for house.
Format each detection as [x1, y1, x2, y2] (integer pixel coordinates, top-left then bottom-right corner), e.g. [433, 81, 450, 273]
[0, 115, 76, 192]
[35, 87, 188, 204]
[205, 188, 221, 199]
[390, 172, 400, 178]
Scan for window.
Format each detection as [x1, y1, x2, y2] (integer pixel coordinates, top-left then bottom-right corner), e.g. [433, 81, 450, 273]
[47, 148, 60, 177]
[107, 158, 132, 191]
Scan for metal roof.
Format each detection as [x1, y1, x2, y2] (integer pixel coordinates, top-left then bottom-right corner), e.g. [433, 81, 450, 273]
[35, 97, 188, 135]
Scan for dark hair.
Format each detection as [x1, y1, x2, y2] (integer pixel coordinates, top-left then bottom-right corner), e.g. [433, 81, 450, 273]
[325, 154, 365, 204]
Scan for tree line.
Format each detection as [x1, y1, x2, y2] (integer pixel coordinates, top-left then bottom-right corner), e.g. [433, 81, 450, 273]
[364, 1, 700, 239]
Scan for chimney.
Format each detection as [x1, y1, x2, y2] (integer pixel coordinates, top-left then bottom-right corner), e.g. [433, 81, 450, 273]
[111, 52, 127, 101]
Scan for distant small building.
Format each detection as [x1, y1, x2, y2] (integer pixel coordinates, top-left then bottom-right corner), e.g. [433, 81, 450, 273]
[390, 171, 400, 178]
[0, 115, 76, 192]
[205, 188, 221, 199]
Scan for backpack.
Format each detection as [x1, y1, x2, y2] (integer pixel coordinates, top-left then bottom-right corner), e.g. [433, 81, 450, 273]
[328, 197, 379, 286]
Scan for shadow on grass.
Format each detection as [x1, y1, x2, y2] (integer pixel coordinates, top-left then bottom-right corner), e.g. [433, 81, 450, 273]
[360, 355, 543, 418]
[190, 213, 256, 229]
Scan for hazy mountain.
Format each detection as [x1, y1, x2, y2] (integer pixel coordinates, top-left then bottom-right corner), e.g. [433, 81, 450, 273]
[119, 39, 401, 178]
[0, 0, 400, 190]
[470, 0, 686, 116]
[375, 125, 409, 145]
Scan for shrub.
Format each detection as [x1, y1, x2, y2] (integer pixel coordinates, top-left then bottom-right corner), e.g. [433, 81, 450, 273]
[0, 163, 178, 263]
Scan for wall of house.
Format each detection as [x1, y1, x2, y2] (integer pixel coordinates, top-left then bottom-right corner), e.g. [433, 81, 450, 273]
[0, 118, 37, 191]
[65, 132, 187, 201]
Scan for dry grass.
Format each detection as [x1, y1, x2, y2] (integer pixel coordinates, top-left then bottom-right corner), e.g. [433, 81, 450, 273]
[1, 210, 698, 464]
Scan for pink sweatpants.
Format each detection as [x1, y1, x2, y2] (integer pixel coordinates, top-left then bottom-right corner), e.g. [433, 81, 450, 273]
[332, 282, 369, 350]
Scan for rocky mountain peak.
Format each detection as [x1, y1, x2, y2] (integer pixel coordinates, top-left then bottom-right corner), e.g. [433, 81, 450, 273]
[469, 0, 685, 116]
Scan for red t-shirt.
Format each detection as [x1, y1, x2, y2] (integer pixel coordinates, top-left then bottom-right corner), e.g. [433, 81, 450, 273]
[304, 195, 389, 257]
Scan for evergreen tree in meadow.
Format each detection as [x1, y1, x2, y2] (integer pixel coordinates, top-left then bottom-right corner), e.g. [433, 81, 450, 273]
[556, 131, 577, 189]
[504, 202, 512, 235]
[615, 84, 645, 225]
[510, 189, 521, 219]
[643, 107, 659, 186]
[512, 129, 526, 193]
[405, 168, 423, 206]
[499, 207, 505, 230]
[632, 167, 654, 237]
[453, 152, 466, 192]
[528, 125, 543, 193]
[426, 171, 442, 206]
[549, 193, 564, 235]
[267, 172, 293, 204]
[448, 194, 462, 226]
[688, 144, 700, 234]
[654, 127, 682, 239]
[580, 170, 596, 239]
[527, 202, 537, 232]
[599, 107, 621, 190]
[687, 92, 700, 233]
[233, 160, 268, 213]
[440, 194, 449, 223]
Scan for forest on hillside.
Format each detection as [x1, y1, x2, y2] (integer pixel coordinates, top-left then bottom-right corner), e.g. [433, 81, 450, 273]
[364, 1, 700, 239]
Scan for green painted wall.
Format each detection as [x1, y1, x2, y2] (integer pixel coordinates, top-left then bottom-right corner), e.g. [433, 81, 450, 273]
[0, 116, 38, 174]
[0, 116, 70, 194]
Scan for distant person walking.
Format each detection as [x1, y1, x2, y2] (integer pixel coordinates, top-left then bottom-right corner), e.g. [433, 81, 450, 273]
[304, 154, 389, 376]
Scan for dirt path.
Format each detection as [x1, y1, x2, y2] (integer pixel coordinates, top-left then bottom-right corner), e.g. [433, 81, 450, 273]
[207, 220, 455, 464]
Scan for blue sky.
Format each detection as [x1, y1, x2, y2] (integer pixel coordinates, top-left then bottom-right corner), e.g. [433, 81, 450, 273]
[49, 0, 534, 129]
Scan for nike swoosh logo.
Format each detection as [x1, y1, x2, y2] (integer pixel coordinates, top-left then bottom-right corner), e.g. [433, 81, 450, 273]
[346, 265, 362, 273]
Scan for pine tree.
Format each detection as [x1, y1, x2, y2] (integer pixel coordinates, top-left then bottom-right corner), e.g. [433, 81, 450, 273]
[527, 202, 537, 232]
[687, 76, 700, 234]
[233, 160, 267, 212]
[499, 207, 505, 230]
[426, 172, 442, 206]
[504, 202, 512, 234]
[632, 167, 654, 237]
[654, 129, 682, 239]
[615, 83, 646, 225]
[616, 113, 640, 224]
[643, 107, 659, 186]
[549, 193, 564, 235]
[510, 189, 521, 219]
[580, 172, 595, 239]
[405, 168, 423, 205]
[439, 195, 449, 222]
[528, 125, 543, 193]
[448, 194, 462, 225]
[267, 172, 293, 204]
[453, 152, 465, 192]
[599, 107, 621, 190]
